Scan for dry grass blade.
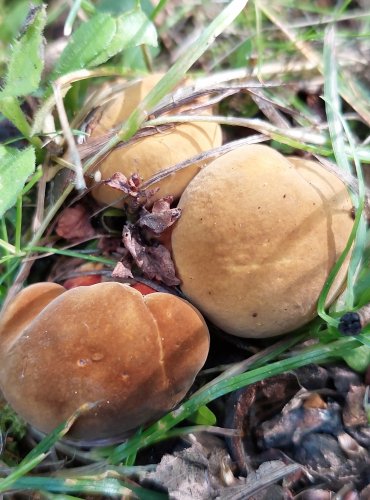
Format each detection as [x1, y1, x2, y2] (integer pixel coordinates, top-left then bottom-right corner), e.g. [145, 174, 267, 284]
[257, 1, 370, 126]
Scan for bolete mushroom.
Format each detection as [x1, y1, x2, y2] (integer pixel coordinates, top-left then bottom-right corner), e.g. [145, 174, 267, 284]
[83, 73, 222, 206]
[0, 282, 209, 442]
[171, 145, 354, 338]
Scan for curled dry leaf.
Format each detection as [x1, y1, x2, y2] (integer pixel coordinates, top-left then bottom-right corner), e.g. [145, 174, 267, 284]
[104, 172, 142, 197]
[138, 196, 181, 234]
[103, 171, 158, 210]
[122, 224, 180, 286]
[112, 260, 133, 280]
[55, 205, 95, 240]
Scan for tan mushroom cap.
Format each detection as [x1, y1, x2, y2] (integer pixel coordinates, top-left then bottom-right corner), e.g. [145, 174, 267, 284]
[171, 145, 354, 338]
[0, 282, 209, 442]
[85, 73, 222, 206]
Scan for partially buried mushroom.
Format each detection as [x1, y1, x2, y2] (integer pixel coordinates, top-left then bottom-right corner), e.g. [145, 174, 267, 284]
[171, 145, 354, 338]
[80, 73, 222, 206]
[0, 282, 209, 442]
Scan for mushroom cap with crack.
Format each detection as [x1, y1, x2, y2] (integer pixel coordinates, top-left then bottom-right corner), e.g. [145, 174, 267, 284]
[82, 73, 222, 206]
[171, 145, 354, 338]
[0, 282, 209, 442]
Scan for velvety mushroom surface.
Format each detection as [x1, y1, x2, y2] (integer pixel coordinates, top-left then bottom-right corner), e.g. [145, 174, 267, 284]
[171, 145, 354, 338]
[0, 282, 209, 441]
[84, 73, 222, 206]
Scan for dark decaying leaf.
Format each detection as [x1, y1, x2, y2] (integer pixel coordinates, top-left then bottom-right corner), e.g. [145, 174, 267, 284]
[224, 373, 300, 475]
[122, 224, 180, 286]
[224, 367, 370, 494]
[104, 172, 159, 210]
[138, 196, 181, 234]
[257, 403, 343, 448]
[98, 236, 124, 256]
[55, 205, 96, 240]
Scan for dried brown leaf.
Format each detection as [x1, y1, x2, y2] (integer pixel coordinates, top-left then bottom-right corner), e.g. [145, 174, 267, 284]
[104, 172, 142, 197]
[123, 224, 180, 286]
[139, 196, 181, 234]
[55, 205, 95, 240]
[112, 261, 133, 279]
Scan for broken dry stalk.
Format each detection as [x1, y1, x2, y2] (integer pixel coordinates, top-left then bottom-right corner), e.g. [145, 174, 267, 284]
[53, 82, 85, 190]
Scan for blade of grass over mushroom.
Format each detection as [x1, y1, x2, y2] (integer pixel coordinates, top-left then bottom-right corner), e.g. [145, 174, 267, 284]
[0, 404, 93, 493]
[140, 136, 269, 192]
[144, 114, 328, 149]
[109, 333, 368, 463]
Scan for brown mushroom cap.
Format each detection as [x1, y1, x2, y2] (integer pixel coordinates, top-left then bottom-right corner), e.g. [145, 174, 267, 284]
[0, 282, 209, 442]
[84, 73, 222, 206]
[171, 145, 354, 338]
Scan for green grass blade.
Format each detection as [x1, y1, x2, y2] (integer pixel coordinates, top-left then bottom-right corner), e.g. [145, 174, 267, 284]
[63, 0, 82, 37]
[4, 476, 166, 499]
[15, 195, 22, 253]
[0, 404, 92, 493]
[317, 26, 366, 321]
[109, 333, 364, 463]
[26, 246, 115, 266]
[323, 26, 351, 174]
